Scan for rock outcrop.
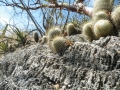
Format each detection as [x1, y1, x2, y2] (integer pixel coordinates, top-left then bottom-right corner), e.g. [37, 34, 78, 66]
[0, 35, 120, 90]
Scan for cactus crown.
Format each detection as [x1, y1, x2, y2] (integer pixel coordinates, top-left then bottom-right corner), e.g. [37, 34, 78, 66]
[51, 36, 66, 54]
[33, 31, 39, 43]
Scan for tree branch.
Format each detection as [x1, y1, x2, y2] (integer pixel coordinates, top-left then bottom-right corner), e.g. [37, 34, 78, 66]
[0, 1, 93, 17]
[19, 0, 44, 36]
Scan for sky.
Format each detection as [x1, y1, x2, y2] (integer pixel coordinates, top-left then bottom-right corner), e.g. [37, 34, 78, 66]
[0, 0, 94, 28]
[0, 6, 35, 29]
[0, 0, 119, 31]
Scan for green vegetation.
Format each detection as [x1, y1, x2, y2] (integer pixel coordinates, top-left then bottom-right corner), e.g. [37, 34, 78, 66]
[12, 27, 27, 46]
[0, 24, 29, 54]
[0, 41, 8, 54]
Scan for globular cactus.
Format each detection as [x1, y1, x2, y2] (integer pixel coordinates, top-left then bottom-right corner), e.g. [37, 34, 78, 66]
[94, 20, 113, 38]
[93, 0, 113, 16]
[51, 36, 66, 54]
[93, 11, 111, 24]
[66, 23, 78, 36]
[47, 27, 62, 50]
[82, 22, 96, 42]
[41, 36, 48, 44]
[33, 31, 39, 43]
[82, 21, 96, 42]
[48, 27, 62, 41]
[111, 6, 120, 28]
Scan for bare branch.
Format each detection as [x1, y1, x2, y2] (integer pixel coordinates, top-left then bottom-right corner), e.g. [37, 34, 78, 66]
[0, 1, 93, 17]
[19, 0, 44, 36]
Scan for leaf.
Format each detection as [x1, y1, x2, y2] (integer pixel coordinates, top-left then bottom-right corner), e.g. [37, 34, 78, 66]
[0, 41, 8, 54]
[2, 24, 8, 36]
[11, 26, 27, 46]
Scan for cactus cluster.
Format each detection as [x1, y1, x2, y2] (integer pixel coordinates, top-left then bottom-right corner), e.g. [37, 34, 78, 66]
[47, 27, 62, 50]
[82, 0, 120, 42]
[47, 27, 71, 55]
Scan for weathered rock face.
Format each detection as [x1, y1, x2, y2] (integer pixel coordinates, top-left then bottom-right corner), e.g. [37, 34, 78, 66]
[0, 36, 120, 90]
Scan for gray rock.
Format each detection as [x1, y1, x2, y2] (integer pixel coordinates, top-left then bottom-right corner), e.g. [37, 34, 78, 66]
[0, 36, 120, 90]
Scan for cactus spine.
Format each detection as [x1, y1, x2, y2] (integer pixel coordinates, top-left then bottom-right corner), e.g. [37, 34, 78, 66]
[82, 22, 96, 42]
[66, 23, 77, 36]
[111, 6, 120, 28]
[52, 36, 66, 54]
[33, 31, 39, 43]
[94, 20, 113, 38]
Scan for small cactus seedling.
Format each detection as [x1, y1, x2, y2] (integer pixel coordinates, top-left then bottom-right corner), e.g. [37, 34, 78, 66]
[93, 0, 113, 16]
[66, 23, 78, 36]
[82, 22, 96, 42]
[0, 41, 9, 54]
[33, 31, 39, 43]
[94, 20, 113, 38]
[93, 11, 111, 24]
[51, 36, 66, 54]
[111, 6, 120, 28]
